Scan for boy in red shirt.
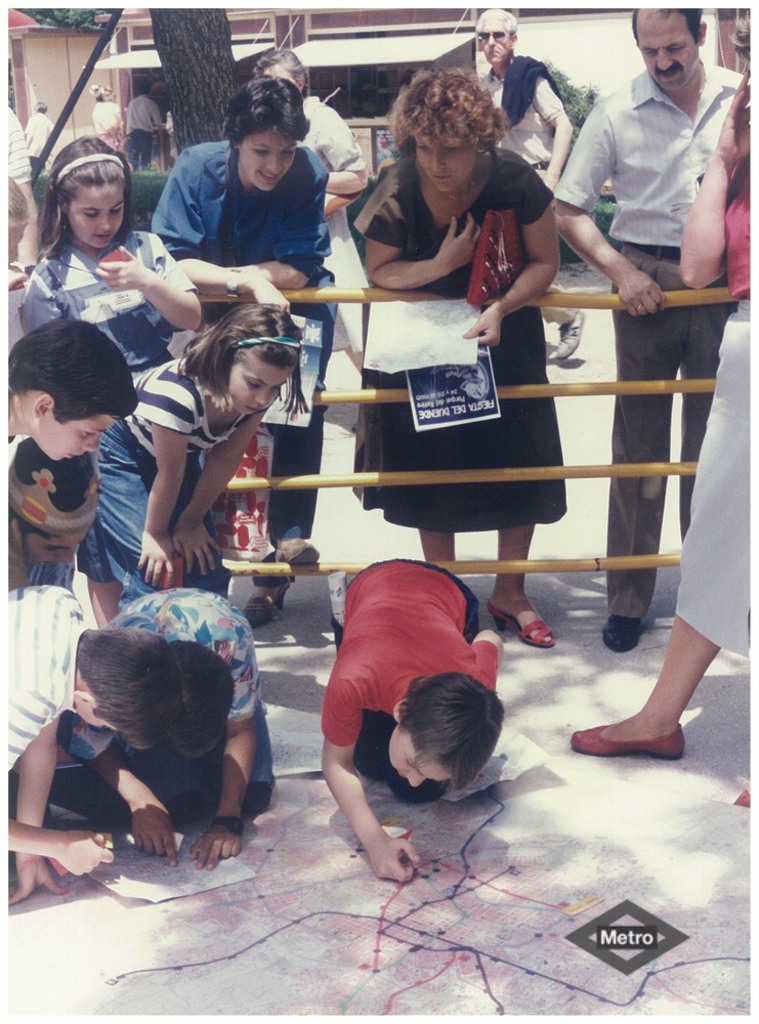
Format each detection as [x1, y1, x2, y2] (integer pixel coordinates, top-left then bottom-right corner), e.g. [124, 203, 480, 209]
[321, 560, 504, 882]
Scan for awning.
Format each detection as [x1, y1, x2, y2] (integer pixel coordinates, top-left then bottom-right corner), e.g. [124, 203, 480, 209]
[96, 41, 271, 70]
[293, 33, 472, 69]
[9, 9, 40, 28]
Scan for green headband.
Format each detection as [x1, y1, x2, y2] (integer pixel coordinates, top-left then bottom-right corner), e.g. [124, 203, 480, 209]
[232, 335, 301, 350]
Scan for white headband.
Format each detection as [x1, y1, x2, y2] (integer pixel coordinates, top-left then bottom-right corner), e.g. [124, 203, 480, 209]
[56, 153, 125, 184]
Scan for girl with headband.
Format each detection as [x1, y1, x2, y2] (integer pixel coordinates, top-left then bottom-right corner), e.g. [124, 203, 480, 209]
[23, 137, 201, 373]
[80, 303, 306, 625]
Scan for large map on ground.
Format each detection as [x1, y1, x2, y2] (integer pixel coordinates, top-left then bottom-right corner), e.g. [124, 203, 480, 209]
[9, 769, 749, 1016]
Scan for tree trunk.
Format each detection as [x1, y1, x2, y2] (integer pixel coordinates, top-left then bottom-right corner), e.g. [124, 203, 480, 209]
[150, 9, 238, 152]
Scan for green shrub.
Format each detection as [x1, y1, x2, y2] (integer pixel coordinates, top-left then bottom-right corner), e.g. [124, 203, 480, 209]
[131, 172, 169, 230]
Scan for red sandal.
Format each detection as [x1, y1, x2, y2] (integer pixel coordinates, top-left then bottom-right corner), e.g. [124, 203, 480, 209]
[487, 600, 556, 649]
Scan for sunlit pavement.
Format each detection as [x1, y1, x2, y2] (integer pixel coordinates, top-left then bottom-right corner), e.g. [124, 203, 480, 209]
[232, 270, 748, 813]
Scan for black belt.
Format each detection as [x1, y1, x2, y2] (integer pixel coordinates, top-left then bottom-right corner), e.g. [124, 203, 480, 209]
[624, 242, 681, 260]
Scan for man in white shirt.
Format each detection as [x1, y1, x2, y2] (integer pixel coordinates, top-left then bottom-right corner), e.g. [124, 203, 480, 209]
[476, 8, 584, 359]
[554, 8, 738, 652]
[126, 83, 161, 171]
[24, 101, 53, 161]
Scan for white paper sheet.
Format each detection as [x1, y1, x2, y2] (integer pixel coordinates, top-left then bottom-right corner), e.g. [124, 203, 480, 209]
[90, 827, 256, 903]
[364, 299, 481, 373]
[442, 731, 549, 801]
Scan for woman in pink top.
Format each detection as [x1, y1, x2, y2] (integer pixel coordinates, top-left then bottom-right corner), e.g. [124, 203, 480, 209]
[571, 24, 750, 762]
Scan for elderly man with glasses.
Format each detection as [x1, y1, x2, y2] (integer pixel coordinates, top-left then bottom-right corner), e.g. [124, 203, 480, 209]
[475, 8, 584, 359]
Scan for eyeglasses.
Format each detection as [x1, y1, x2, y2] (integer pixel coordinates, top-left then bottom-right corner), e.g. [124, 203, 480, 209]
[477, 30, 509, 43]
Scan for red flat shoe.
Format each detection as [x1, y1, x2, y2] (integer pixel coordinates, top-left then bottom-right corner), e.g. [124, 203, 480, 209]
[487, 600, 556, 648]
[571, 723, 684, 759]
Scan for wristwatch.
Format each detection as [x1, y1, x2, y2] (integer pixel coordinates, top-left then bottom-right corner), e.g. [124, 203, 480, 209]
[211, 815, 244, 835]
[226, 268, 243, 297]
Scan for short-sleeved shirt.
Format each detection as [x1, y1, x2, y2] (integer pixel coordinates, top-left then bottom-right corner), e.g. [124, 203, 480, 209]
[23, 231, 196, 373]
[24, 111, 53, 158]
[554, 66, 739, 246]
[152, 141, 331, 283]
[8, 586, 83, 767]
[8, 109, 31, 184]
[321, 562, 500, 747]
[355, 150, 552, 298]
[126, 94, 161, 134]
[302, 97, 367, 176]
[481, 70, 564, 165]
[67, 588, 260, 761]
[125, 359, 251, 456]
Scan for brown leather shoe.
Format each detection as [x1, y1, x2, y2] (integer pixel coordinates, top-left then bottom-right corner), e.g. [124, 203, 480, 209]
[570, 723, 684, 759]
[244, 581, 290, 628]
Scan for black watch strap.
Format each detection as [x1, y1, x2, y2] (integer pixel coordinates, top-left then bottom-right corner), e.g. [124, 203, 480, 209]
[211, 814, 243, 835]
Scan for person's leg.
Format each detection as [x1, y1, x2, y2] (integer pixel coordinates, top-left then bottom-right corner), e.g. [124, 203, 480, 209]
[419, 530, 455, 562]
[605, 317, 676, 621]
[582, 614, 719, 743]
[487, 524, 554, 646]
[87, 579, 123, 628]
[251, 404, 327, 612]
[488, 524, 535, 615]
[678, 298, 730, 536]
[127, 132, 139, 171]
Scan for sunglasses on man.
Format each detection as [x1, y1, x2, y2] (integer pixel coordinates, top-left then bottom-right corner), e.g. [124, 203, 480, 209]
[477, 30, 509, 42]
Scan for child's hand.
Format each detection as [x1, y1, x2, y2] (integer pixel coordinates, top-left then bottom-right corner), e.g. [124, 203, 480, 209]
[190, 821, 242, 871]
[9, 266, 27, 291]
[96, 247, 152, 292]
[171, 522, 220, 575]
[366, 833, 421, 883]
[131, 804, 178, 867]
[463, 302, 504, 347]
[139, 530, 176, 588]
[9, 852, 67, 905]
[52, 832, 115, 876]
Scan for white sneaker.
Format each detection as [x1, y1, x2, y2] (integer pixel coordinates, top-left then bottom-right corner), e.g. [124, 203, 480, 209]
[556, 311, 585, 359]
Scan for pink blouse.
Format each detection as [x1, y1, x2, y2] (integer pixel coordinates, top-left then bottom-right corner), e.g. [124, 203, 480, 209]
[725, 158, 750, 300]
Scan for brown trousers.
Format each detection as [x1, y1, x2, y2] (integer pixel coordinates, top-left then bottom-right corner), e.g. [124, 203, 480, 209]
[606, 245, 733, 618]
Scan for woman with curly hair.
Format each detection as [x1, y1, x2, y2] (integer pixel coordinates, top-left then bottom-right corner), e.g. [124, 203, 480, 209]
[355, 69, 566, 649]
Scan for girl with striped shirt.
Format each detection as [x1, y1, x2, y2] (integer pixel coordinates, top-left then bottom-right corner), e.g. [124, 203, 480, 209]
[82, 303, 306, 625]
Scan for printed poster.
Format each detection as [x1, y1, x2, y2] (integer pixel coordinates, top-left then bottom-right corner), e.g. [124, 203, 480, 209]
[406, 345, 501, 431]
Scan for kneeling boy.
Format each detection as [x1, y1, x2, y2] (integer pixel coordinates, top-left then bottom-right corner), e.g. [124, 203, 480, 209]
[321, 560, 504, 882]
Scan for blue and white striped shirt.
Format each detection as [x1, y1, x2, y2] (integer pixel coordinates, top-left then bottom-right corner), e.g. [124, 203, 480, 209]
[126, 359, 250, 456]
[8, 586, 84, 767]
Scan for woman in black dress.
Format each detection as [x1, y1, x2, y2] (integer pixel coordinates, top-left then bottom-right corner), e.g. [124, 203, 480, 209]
[355, 69, 566, 648]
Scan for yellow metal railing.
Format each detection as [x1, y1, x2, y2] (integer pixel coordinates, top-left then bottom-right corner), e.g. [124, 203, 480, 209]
[210, 286, 724, 577]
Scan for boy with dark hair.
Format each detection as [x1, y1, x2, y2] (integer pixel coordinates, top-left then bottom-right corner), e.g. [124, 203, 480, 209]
[321, 560, 504, 883]
[50, 588, 275, 875]
[8, 586, 233, 904]
[8, 321, 137, 461]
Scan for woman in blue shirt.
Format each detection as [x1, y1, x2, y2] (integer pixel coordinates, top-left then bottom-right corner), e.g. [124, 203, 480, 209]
[153, 77, 336, 625]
